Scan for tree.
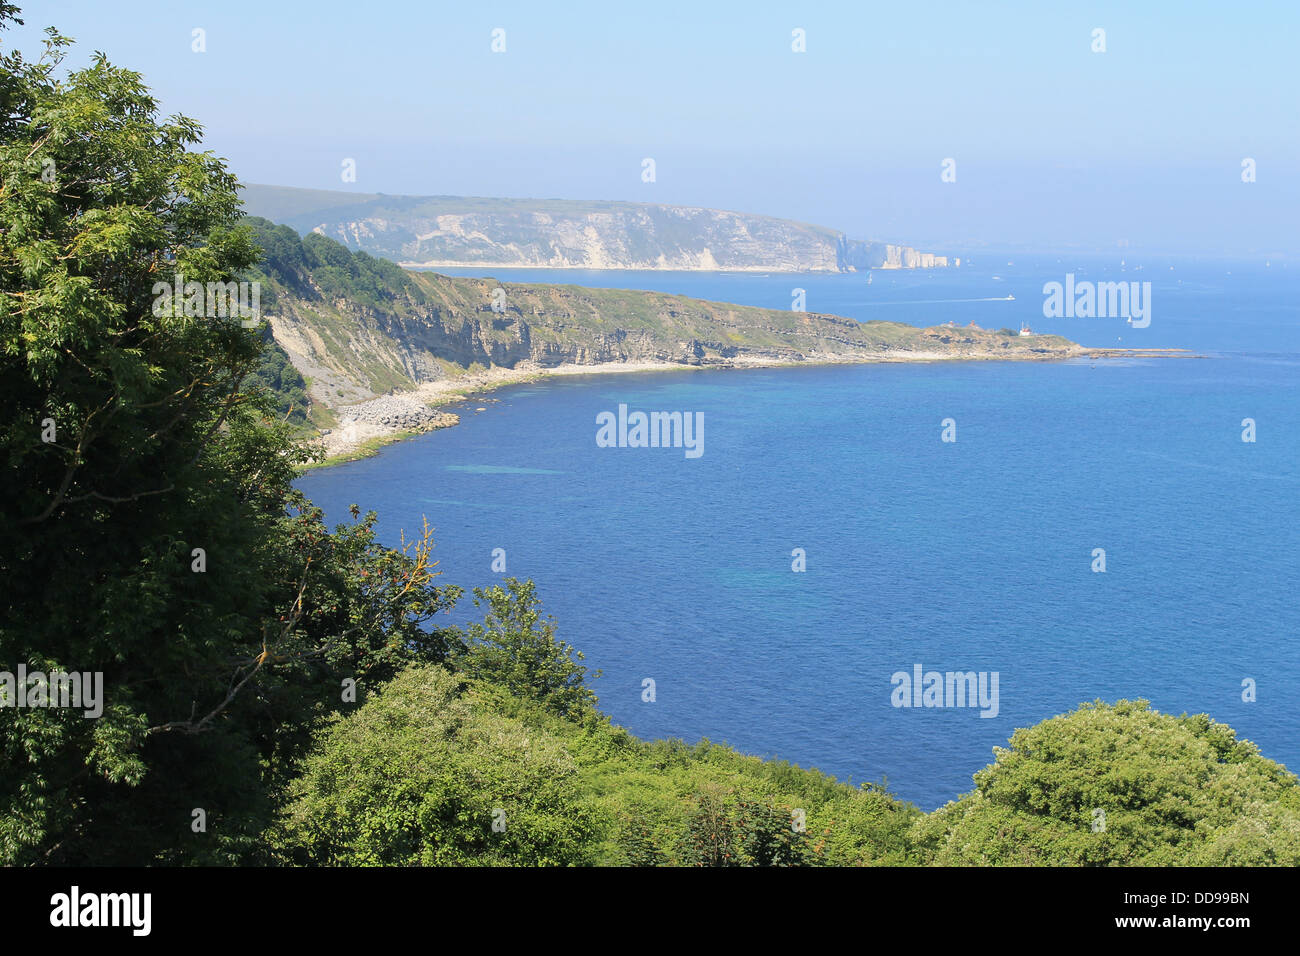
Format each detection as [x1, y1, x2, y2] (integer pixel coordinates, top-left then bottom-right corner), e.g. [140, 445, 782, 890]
[682, 785, 741, 867]
[678, 785, 818, 867]
[271, 665, 599, 866]
[0, 9, 460, 864]
[453, 578, 598, 719]
[912, 699, 1300, 866]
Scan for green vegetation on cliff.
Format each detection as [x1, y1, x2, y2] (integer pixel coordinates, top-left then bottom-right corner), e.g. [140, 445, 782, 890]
[249, 327, 311, 425]
[915, 700, 1300, 866]
[270, 592, 1300, 867]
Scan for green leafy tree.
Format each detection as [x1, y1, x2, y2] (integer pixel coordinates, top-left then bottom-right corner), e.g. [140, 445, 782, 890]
[912, 699, 1300, 866]
[453, 578, 598, 718]
[0, 10, 460, 864]
[677, 785, 815, 867]
[247, 328, 311, 424]
[271, 665, 599, 866]
[682, 785, 740, 867]
[736, 797, 812, 866]
[0, 10, 263, 863]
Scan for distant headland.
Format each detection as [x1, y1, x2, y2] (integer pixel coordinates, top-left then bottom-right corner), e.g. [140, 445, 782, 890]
[241, 184, 958, 274]
[237, 217, 1189, 466]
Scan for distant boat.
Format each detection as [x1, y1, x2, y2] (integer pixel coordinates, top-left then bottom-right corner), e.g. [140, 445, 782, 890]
[866, 272, 873, 285]
[1005, 294, 1015, 300]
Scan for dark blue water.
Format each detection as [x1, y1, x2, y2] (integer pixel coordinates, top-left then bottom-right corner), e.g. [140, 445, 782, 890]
[301, 258, 1299, 809]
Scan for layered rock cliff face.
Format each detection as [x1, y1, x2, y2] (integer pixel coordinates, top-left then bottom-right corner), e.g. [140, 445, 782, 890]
[246, 220, 1071, 415]
[242, 185, 953, 274]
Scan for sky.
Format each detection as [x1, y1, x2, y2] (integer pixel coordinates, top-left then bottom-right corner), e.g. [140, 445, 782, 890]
[9, 0, 1300, 257]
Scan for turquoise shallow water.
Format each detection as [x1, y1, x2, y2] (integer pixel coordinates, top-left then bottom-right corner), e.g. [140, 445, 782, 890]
[300, 258, 1299, 809]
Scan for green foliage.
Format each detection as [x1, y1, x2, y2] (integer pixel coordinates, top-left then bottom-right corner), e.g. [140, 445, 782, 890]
[452, 578, 599, 719]
[0, 16, 460, 864]
[491, 696, 921, 867]
[682, 786, 741, 866]
[816, 782, 921, 866]
[241, 216, 422, 312]
[247, 326, 310, 424]
[680, 787, 812, 866]
[912, 699, 1300, 866]
[271, 665, 600, 865]
[618, 810, 667, 867]
[1, 17, 261, 863]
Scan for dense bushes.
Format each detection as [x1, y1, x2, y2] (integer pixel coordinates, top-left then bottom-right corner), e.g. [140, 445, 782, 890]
[269, 628, 1300, 867]
[272, 665, 600, 866]
[249, 328, 311, 424]
[912, 700, 1300, 866]
[244, 216, 424, 311]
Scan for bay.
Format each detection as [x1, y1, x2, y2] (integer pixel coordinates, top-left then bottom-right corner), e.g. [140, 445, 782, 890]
[299, 257, 1299, 809]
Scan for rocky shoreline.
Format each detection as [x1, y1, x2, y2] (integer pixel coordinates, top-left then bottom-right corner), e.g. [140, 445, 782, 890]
[319, 396, 460, 460]
[338, 395, 460, 432]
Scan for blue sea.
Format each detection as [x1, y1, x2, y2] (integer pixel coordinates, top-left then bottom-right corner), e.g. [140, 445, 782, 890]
[299, 256, 1299, 810]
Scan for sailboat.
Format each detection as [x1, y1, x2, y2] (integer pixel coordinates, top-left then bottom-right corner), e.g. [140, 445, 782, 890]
[866, 272, 873, 285]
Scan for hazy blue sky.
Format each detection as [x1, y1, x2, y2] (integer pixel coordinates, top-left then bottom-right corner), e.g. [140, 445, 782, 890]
[11, 1, 1300, 256]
